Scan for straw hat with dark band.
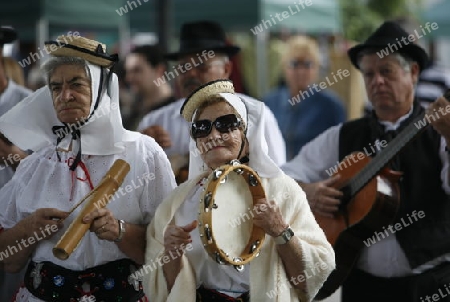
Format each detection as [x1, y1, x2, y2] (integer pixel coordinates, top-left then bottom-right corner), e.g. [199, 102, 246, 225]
[180, 79, 235, 121]
[44, 35, 118, 67]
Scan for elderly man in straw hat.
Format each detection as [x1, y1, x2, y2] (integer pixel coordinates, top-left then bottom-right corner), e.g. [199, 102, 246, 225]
[137, 21, 286, 182]
[0, 34, 176, 302]
[282, 21, 450, 301]
[0, 25, 33, 302]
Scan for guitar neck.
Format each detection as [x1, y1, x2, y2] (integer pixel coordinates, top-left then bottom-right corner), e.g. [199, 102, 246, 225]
[345, 111, 429, 199]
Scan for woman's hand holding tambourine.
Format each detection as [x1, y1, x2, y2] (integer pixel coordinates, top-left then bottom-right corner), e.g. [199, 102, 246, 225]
[252, 198, 288, 238]
[163, 220, 197, 254]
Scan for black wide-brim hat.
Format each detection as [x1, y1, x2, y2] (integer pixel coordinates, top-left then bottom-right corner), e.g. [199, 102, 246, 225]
[348, 21, 429, 72]
[0, 27, 17, 45]
[165, 20, 241, 61]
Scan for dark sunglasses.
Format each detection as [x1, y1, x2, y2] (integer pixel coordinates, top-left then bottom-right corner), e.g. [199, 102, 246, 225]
[191, 114, 242, 139]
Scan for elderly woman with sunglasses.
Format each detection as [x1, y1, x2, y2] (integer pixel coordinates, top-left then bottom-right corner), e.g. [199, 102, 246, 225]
[143, 80, 335, 302]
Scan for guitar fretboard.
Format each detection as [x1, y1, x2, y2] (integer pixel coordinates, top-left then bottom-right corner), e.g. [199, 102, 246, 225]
[345, 111, 429, 199]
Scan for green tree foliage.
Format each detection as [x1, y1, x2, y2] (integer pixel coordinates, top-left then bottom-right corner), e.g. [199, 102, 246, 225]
[341, 0, 423, 42]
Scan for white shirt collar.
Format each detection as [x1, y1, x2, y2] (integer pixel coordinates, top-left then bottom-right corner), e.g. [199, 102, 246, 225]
[379, 106, 414, 131]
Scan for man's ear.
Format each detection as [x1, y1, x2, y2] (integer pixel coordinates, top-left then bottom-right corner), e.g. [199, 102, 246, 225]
[411, 62, 420, 85]
[156, 63, 167, 78]
[223, 60, 233, 78]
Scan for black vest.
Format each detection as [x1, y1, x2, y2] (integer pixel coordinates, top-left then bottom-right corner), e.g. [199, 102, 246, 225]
[339, 103, 450, 268]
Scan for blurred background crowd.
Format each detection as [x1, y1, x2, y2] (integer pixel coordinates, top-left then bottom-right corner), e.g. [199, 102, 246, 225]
[3, 0, 449, 126]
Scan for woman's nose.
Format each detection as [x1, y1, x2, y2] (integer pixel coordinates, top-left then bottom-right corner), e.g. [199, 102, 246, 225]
[208, 125, 222, 139]
[60, 87, 74, 102]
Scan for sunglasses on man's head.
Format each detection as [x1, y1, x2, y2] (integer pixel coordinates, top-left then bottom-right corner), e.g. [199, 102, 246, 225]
[191, 114, 242, 139]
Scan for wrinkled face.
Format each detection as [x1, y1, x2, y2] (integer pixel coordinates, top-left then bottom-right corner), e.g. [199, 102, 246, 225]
[359, 53, 419, 118]
[195, 102, 244, 170]
[178, 53, 231, 97]
[125, 53, 158, 94]
[50, 64, 92, 124]
[283, 56, 318, 93]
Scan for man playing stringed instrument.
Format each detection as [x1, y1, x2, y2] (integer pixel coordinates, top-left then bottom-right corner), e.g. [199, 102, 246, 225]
[282, 21, 450, 302]
[0, 35, 176, 301]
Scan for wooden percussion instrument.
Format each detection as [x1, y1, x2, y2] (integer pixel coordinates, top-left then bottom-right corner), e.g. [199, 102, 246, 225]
[53, 159, 130, 260]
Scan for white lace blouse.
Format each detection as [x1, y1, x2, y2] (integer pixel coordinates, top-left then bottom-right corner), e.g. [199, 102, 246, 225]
[174, 177, 250, 297]
[0, 135, 177, 271]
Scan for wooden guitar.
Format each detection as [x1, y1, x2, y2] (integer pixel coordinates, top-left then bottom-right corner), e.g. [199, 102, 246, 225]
[314, 105, 437, 300]
[168, 154, 190, 185]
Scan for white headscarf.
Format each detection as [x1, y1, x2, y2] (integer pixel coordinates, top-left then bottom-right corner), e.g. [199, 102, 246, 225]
[188, 92, 282, 179]
[0, 63, 140, 156]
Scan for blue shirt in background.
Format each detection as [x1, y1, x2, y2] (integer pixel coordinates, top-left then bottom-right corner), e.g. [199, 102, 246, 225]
[263, 86, 346, 160]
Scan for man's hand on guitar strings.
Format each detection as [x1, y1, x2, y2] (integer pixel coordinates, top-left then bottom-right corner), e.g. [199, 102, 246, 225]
[297, 175, 343, 218]
[427, 95, 450, 145]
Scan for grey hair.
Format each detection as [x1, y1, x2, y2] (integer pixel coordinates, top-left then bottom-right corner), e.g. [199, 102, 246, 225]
[41, 56, 91, 85]
[357, 48, 415, 72]
[213, 53, 230, 63]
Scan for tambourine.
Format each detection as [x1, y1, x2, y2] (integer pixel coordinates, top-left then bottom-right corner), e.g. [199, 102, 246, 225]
[198, 159, 266, 270]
